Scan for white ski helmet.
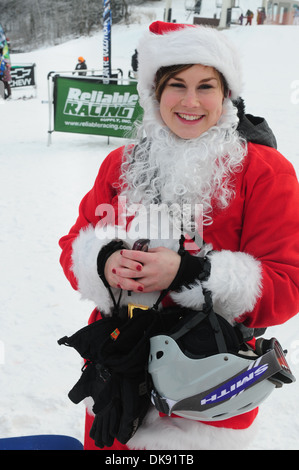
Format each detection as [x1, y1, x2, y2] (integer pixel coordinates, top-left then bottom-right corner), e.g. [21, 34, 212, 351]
[148, 310, 295, 421]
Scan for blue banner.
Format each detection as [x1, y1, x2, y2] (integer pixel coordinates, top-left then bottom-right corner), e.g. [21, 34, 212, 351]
[103, 0, 112, 84]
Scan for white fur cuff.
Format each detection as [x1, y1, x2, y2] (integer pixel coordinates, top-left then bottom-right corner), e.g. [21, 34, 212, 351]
[170, 279, 205, 310]
[171, 250, 262, 325]
[71, 224, 127, 315]
[203, 250, 262, 324]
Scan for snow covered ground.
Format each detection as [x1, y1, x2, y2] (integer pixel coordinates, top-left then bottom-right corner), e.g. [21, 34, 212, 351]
[1, 0, 299, 450]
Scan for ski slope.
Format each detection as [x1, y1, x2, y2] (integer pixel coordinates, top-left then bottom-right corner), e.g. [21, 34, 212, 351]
[1, 0, 299, 450]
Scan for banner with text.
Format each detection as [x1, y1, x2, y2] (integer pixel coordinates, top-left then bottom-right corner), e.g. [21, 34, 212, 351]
[53, 75, 143, 138]
[10, 64, 36, 88]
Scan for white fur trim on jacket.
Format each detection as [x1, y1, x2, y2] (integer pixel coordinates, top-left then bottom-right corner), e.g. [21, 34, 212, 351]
[71, 224, 122, 315]
[128, 406, 258, 450]
[172, 250, 262, 325]
[85, 406, 257, 450]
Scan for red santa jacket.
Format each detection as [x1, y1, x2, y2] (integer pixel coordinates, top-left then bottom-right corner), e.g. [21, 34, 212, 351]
[59, 141, 299, 447]
[60, 141, 299, 327]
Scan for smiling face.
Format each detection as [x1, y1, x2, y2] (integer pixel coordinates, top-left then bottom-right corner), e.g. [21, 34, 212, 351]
[157, 64, 225, 140]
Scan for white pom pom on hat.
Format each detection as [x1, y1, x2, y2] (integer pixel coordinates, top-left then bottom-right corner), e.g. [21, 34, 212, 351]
[137, 21, 243, 108]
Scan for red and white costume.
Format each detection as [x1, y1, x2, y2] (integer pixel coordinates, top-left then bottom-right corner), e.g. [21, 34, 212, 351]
[59, 22, 299, 450]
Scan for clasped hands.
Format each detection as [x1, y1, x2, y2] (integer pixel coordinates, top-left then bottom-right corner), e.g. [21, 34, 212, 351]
[104, 247, 181, 293]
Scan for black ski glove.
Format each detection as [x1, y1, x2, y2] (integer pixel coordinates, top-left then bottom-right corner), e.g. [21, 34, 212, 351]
[67, 361, 111, 406]
[117, 375, 150, 444]
[58, 315, 121, 362]
[89, 373, 122, 448]
[88, 309, 156, 447]
[90, 373, 150, 447]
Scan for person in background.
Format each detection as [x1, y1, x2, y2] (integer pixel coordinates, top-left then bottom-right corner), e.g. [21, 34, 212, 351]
[257, 8, 266, 25]
[245, 9, 254, 25]
[131, 49, 138, 78]
[74, 56, 87, 76]
[0, 46, 5, 77]
[59, 21, 299, 450]
[293, 6, 299, 25]
[0, 46, 6, 98]
[2, 59, 11, 99]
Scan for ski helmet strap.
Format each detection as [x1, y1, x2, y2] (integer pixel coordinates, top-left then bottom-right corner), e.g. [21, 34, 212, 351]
[170, 310, 209, 342]
[203, 289, 228, 353]
[169, 288, 228, 353]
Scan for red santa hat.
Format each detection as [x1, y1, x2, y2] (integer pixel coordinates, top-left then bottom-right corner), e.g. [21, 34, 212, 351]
[137, 21, 243, 107]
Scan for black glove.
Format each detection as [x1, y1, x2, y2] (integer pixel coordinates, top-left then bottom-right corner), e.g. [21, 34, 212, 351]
[90, 373, 122, 448]
[99, 308, 159, 376]
[117, 375, 150, 444]
[67, 361, 111, 405]
[58, 309, 164, 448]
[58, 315, 121, 361]
[90, 373, 150, 448]
[88, 310, 156, 448]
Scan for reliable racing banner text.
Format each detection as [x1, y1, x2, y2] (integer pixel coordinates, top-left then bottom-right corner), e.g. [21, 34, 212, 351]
[53, 75, 143, 138]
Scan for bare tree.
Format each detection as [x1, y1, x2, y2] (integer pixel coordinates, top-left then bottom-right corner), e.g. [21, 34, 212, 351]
[0, 0, 155, 51]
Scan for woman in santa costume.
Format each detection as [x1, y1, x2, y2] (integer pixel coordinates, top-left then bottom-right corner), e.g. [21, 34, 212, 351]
[59, 21, 299, 450]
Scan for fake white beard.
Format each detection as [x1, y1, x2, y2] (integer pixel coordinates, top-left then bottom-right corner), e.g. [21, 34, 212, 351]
[120, 98, 247, 230]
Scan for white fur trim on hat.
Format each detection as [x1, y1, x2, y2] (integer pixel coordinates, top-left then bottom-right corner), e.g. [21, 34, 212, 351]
[137, 21, 242, 108]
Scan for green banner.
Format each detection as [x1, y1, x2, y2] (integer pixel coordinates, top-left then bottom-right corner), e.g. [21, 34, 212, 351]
[53, 76, 143, 138]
